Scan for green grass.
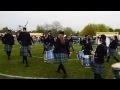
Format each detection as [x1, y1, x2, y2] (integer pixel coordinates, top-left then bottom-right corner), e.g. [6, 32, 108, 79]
[0, 42, 120, 79]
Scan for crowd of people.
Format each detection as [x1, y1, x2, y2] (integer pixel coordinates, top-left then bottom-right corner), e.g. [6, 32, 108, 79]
[0, 28, 120, 79]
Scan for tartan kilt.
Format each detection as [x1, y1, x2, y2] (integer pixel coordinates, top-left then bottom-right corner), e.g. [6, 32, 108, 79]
[54, 53, 68, 64]
[69, 42, 73, 47]
[4, 44, 12, 51]
[20, 46, 28, 56]
[93, 63, 104, 74]
[108, 49, 118, 56]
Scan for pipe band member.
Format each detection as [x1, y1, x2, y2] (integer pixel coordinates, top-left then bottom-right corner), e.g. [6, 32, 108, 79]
[54, 30, 70, 78]
[107, 36, 120, 62]
[17, 27, 31, 67]
[45, 30, 55, 51]
[2, 30, 14, 60]
[93, 34, 107, 79]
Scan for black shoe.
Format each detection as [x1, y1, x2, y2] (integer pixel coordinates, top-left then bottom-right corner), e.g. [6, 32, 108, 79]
[56, 71, 62, 73]
[25, 64, 29, 67]
[8, 57, 10, 60]
[63, 74, 67, 78]
[106, 60, 109, 62]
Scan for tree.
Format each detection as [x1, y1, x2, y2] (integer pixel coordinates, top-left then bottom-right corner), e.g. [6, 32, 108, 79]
[97, 24, 109, 32]
[80, 24, 96, 36]
[43, 24, 52, 31]
[36, 25, 45, 33]
[114, 28, 120, 34]
[109, 27, 114, 32]
[80, 24, 110, 36]
[0, 27, 11, 33]
[75, 31, 80, 36]
[64, 27, 74, 36]
[52, 21, 63, 31]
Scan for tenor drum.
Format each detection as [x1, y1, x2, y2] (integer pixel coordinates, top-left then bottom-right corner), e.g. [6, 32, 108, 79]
[111, 63, 120, 79]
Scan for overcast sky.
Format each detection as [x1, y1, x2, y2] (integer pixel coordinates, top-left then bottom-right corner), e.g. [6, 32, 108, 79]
[0, 11, 120, 31]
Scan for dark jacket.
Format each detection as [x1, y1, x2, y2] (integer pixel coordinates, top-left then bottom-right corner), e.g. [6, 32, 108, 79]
[45, 35, 55, 46]
[82, 41, 93, 55]
[94, 42, 107, 64]
[54, 37, 70, 54]
[30, 37, 34, 45]
[69, 37, 73, 42]
[2, 33, 14, 45]
[17, 32, 31, 46]
[109, 40, 118, 49]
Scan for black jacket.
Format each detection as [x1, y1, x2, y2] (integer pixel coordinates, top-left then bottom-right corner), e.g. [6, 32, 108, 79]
[2, 33, 14, 45]
[45, 35, 55, 46]
[54, 37, 70, 54]
[17, 32, 31, 46]
[82, 42, 93, 55]
[95, 42, 107, 64]
[109, 40, 118, 49]
[30, 37, 34, 45]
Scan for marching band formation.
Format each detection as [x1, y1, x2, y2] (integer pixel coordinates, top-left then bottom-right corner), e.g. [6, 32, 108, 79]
[0, 27, 120, 79]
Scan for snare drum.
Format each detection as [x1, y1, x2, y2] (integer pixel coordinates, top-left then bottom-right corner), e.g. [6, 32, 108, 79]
[111, 63, 120, 79]
[82, 55, 94, 67]
[44, 50, 55, 64]
[77, 51, 84, 59]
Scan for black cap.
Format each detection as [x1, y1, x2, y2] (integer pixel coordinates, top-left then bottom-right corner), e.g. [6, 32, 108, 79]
[23, 27, 26, 30]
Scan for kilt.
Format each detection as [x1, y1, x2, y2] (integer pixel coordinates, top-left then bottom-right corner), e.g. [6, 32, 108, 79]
[20, 46, 28, 56]
[54, 53, 68, 64]
[4, 44, 12, 51]
[93, 63, 104, 74]
[69, 42, 73, 47]
[108, 49, 118, 56]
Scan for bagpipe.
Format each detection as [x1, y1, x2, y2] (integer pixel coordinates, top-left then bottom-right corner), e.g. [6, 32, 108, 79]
[77, 50, 94, 67]
[18, 21, 28, 31]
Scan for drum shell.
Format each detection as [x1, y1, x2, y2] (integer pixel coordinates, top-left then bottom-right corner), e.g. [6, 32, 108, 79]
[111, 63, 120, 79]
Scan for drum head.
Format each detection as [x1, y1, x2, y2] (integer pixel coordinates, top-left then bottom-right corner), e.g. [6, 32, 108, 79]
[111, 63, 120, 70]
[84, 55, 89, 59]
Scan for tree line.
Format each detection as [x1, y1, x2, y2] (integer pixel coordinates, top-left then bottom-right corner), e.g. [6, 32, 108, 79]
[0, 22, 120, 37]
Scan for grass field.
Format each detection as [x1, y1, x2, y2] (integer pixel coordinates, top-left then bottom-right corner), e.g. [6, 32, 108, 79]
[0, 42, 120, 79]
